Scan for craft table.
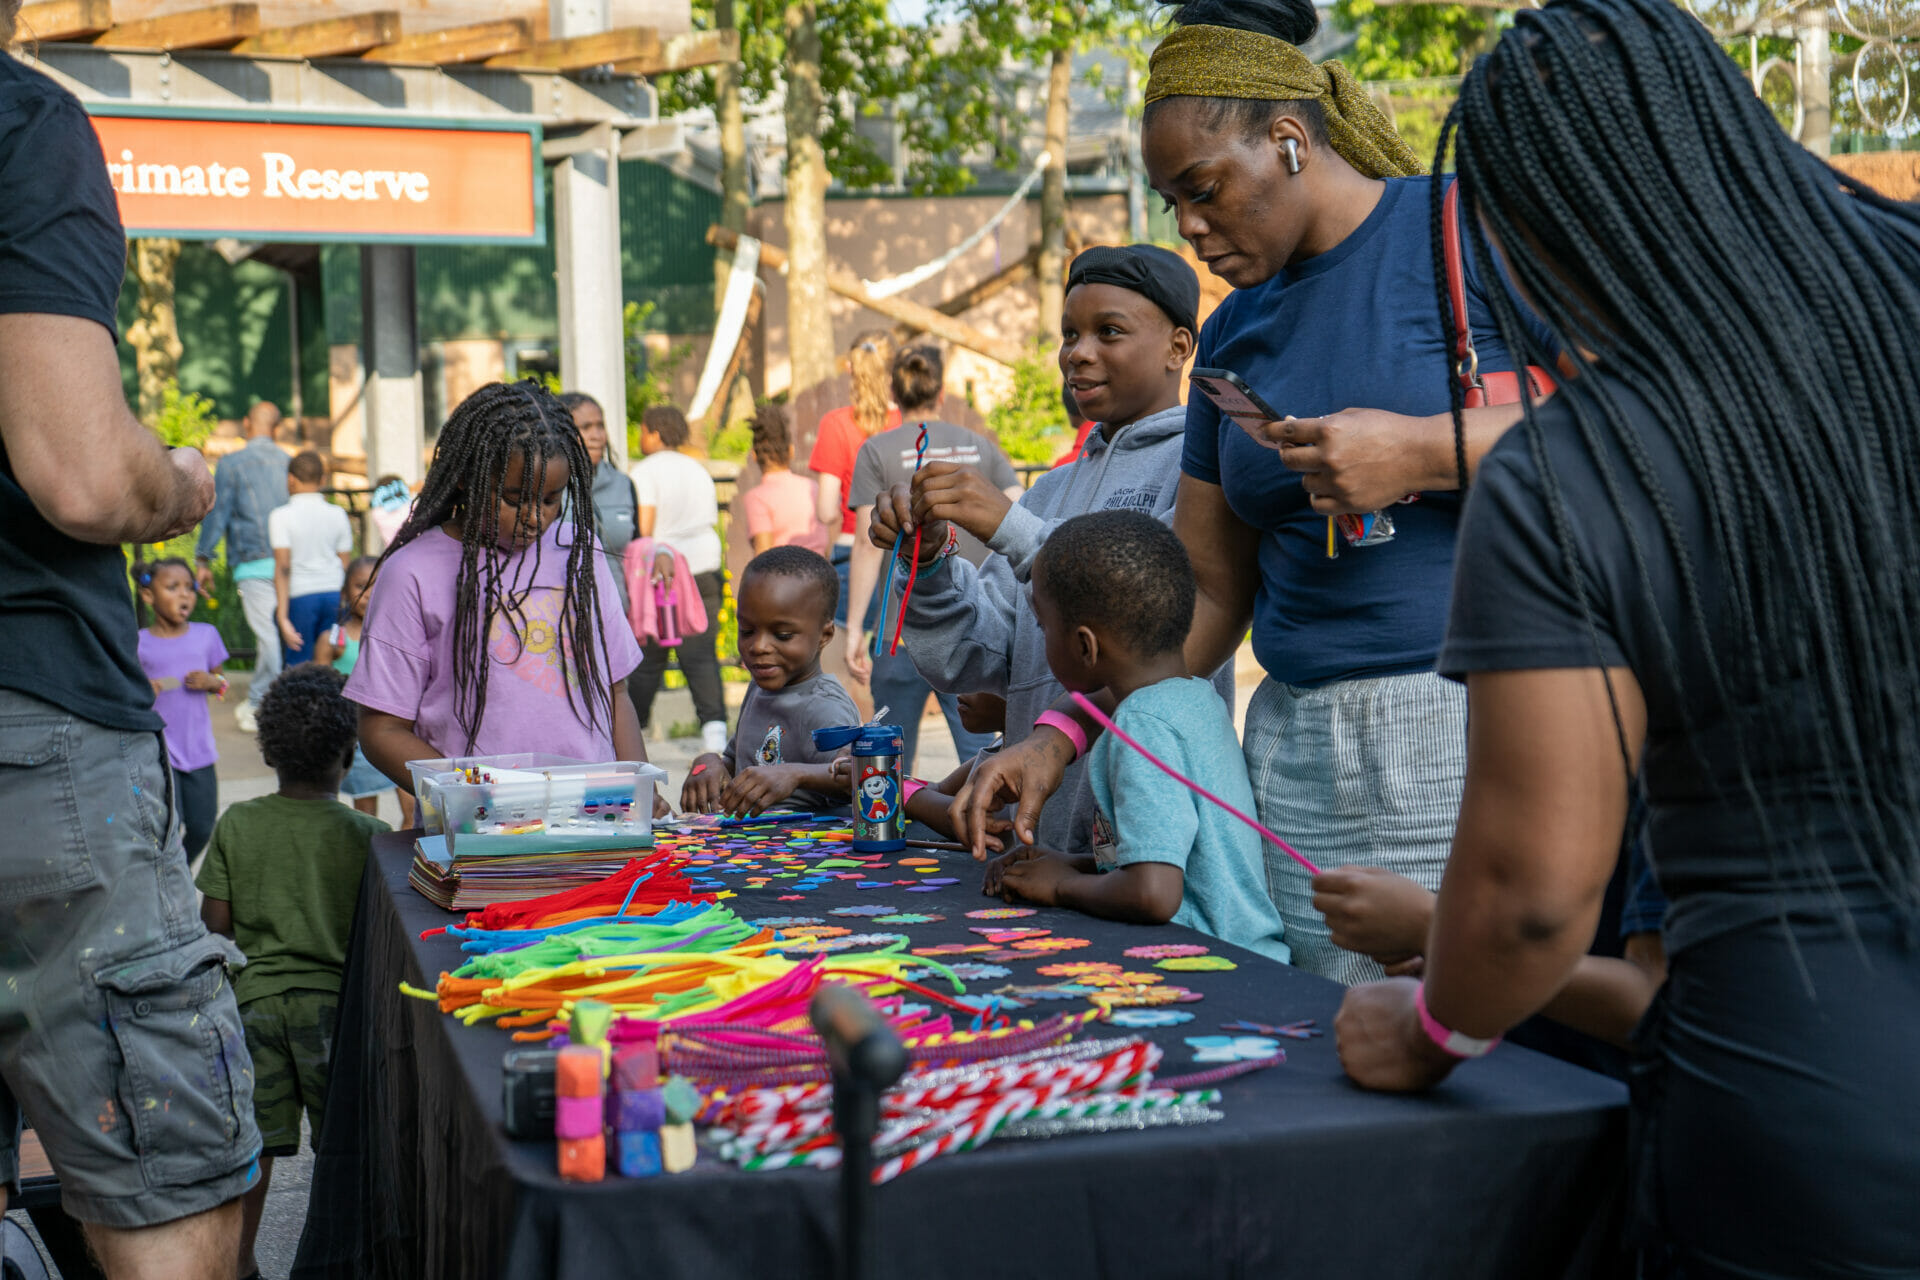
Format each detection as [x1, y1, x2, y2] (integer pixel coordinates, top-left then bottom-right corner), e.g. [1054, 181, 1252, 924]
[292, 831, 1629, 1280]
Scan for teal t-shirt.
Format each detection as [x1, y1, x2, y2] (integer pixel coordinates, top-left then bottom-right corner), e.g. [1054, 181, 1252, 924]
[1087, 677, 1290, 964]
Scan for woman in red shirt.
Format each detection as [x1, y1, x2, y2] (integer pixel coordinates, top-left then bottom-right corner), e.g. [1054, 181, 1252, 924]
[806, 329, 900, 626]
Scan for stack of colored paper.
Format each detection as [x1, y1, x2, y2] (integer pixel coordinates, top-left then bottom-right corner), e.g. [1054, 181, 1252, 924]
[409, 834, 654, 911]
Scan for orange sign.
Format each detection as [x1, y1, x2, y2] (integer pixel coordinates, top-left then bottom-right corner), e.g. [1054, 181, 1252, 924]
[88, 113, 541, 243]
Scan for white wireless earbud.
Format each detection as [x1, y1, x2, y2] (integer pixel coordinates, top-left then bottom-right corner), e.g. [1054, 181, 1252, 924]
[1284, 138, 1302, 174]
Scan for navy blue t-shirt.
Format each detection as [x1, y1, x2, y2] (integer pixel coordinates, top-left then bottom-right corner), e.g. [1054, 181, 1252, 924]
[1182, 175, 1537, 688]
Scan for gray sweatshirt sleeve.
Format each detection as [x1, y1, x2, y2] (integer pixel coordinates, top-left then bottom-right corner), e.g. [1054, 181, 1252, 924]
[898, 548, 1022, 697]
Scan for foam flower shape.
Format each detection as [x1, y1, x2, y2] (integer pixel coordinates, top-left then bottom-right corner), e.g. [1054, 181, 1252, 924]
[947, 962, 1012, 980]
[874, 913, 942, 925]
[1036, 961, 1123, 978]
[969, 926, 1049, 941]
[966, 908, 1038, 920]
[1123, 943, 1210, 960]
[1106, 1009, 1195, 1028]
[1012, 937, 1090, 952]
[830, 905, 898, 917]
[1157, 955, 1238, 972]
[911, 943, 996, 956]
[1185, 1036, 1283, 1063]
[750, 916, 824, 928]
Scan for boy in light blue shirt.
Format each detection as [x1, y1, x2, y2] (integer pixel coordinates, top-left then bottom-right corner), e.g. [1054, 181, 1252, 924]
[983, 510, 1289, 963]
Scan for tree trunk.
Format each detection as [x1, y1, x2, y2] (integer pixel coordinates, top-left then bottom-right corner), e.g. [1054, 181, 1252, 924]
[127, 237, 184, 424]
[1036, 36, 1073, 341]
[705, 0, 750, 449]
[782, 1, 836, 400]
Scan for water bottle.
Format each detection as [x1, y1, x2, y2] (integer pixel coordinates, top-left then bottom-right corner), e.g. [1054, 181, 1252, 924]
[811, 723, 905, 852]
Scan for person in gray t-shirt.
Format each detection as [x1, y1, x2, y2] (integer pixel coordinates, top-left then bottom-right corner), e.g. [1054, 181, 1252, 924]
[844, 345, 1019, 772]
[681, 547, 859, 815]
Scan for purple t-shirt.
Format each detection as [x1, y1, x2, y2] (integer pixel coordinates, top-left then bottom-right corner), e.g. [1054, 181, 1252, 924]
[137, 622, 229, 772]
[346, 523, 644, 760]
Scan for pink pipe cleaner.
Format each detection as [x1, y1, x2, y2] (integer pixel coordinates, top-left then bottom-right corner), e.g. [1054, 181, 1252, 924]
[1067, 691, 1322, 876]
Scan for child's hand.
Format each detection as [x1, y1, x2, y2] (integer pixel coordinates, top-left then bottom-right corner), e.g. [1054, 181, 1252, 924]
[1312, 865, 1436, 965]
[183, 670, 222, 692]
[996, 848, 1072, 907]
[651, 787, 671, 820]
[279, 617, 304, 653]
[681, 756, 730, 814]
[149, 678, 169, 696]
[719, 764, 801, 818]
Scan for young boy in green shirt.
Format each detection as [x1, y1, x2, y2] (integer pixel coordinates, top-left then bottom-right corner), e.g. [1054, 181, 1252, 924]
[196, 663, 389, 1280]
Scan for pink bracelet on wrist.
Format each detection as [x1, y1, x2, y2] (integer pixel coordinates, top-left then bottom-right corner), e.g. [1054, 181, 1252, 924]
[1033, 710, 1089, 762]
[1414, 983, 1501, 1060]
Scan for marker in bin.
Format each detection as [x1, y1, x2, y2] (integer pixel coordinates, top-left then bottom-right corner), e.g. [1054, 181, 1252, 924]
[1189, 367, 1400, 559]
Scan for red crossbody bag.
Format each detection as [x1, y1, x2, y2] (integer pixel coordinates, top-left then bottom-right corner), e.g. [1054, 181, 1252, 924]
[1443, 181, 1557, 407]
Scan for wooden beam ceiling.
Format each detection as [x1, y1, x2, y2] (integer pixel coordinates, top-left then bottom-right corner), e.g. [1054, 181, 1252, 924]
[606, 28, 739, 76]
[94, 2, 259, 50]
[361, 17, 532, 65]
[232, 10, 400, 58]
[14, 0, 114, 42]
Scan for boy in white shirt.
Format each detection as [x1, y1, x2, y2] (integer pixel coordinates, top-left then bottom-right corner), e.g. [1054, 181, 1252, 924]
[628, 405, 728, 753]
[271, 451, 354, 660]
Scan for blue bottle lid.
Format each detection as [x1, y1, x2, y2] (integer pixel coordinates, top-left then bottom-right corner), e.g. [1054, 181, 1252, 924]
[811, 723, 904, 756]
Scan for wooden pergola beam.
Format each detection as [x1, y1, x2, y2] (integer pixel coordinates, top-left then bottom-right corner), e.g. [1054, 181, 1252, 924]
[232, 11, 400, 58]
[15, 0, 114, 42]
[708, 225, 1027, 369]
[484, 25, 667, 72]
[605, 28, 740, 76]
[94, 2, 258, 50]
[361, 18, 531, 65]
[893, 246, 1040, 343]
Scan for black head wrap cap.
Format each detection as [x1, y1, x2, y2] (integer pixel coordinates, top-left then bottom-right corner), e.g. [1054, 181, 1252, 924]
[1066, 244, 1201, 336]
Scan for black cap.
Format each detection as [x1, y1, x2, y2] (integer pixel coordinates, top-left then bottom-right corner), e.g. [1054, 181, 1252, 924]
[1066, 244, 1201, 336]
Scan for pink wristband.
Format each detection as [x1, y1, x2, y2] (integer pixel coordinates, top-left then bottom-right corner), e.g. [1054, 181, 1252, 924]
[1033, 710, 1089, 762]
[1414, 983, 1501, 1060]
[902, 778, 927, 803]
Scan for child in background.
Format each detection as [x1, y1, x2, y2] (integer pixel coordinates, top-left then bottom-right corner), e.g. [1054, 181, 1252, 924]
[134, 557, 229, 859]
[898, 692, 1010, 844]
[682, 547, 858, 816]
[346, 382, 656, 810]
[316, 556, 416, 828]
[196, 664, 390, 1280]
[741, 403, 828, 555]
[271, 450, 354, 659]
[983, 510, 1290, 963]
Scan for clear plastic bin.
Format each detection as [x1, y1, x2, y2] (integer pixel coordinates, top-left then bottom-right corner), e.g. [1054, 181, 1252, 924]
[406, 753, 586, 835]
[407, 755, 667, 854]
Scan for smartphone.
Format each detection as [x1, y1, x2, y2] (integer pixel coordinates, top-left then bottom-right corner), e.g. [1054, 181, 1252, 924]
[1190, 367, 1282, 422]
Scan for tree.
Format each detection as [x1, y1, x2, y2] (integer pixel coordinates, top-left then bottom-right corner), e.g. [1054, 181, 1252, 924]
[126, 237, 184, 424]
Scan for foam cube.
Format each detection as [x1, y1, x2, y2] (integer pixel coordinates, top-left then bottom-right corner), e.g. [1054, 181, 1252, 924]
[558, 1134, 605, 1182]
[616, 1129, 663, 1178]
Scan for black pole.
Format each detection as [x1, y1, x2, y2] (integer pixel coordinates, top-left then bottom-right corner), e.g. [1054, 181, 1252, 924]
[810, 981, 907, 1280]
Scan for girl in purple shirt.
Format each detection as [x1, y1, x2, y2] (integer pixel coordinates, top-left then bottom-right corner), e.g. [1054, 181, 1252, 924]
[345, 382, 662, 812]
[135, 557, 229, 857]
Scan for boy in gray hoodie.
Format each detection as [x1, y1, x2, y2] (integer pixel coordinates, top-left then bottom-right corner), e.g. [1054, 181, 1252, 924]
[869, 245, 1233, 856]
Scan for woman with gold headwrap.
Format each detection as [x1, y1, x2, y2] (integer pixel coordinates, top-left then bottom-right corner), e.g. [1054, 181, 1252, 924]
[952, 0, 1564, 984]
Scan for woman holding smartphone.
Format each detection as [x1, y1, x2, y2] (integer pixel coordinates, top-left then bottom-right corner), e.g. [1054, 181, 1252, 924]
[950, 0, 1560, 982]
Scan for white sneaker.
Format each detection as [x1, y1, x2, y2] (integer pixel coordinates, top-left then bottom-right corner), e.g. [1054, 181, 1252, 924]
[234, 702, 258, 733]
[701, 720, 729, 754]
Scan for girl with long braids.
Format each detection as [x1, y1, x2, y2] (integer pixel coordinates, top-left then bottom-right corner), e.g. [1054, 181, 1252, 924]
[1335, 0, 1920, 1272]
[953, 0, 1563, 983]
[346, 381, 654, 798]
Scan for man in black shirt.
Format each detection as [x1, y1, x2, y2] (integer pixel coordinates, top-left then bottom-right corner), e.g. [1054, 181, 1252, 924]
[0, 9, 263, 1275]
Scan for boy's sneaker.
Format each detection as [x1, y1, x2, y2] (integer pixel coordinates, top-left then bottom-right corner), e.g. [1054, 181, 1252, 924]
[701, 720, 728, 754]
[234, 702, 259, 733]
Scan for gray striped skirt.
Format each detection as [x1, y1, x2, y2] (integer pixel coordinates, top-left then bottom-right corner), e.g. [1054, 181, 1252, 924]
[1242, 672, 1467, 985]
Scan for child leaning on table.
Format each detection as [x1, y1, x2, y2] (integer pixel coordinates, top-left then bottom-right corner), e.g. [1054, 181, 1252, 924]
[682, 546, 859, 817]
[983, 510, 1290, 963]
[196, 663, 389, 1280]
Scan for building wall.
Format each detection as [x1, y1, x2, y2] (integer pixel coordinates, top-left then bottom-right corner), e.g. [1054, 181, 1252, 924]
[744, 191, 1132, 408]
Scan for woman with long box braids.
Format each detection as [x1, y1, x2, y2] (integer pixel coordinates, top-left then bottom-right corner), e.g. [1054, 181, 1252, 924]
[1335, 0, 1920, 1274]
[346, 381, 656, 800]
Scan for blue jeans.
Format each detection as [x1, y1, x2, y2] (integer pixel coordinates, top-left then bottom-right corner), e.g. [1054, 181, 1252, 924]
[868, 646, 997, 776]
[286, 592, 339, 663]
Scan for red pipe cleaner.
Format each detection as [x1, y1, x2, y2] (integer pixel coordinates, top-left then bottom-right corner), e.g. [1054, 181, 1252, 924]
[887, 423, 930, 656]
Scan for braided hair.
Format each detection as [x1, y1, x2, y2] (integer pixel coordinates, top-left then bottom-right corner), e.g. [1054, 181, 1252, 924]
[1440, 0, 1920, 910]
[371, 380, 608, 753]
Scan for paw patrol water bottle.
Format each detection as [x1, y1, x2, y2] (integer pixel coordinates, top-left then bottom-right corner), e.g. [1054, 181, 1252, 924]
[811, 723, 905, 852]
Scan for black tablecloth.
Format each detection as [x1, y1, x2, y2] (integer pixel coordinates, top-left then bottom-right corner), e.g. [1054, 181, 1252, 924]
[293, 832, 1629, 1280]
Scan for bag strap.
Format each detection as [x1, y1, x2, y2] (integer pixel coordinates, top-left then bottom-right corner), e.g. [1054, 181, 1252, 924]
[1442, 181, 1485, 396]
